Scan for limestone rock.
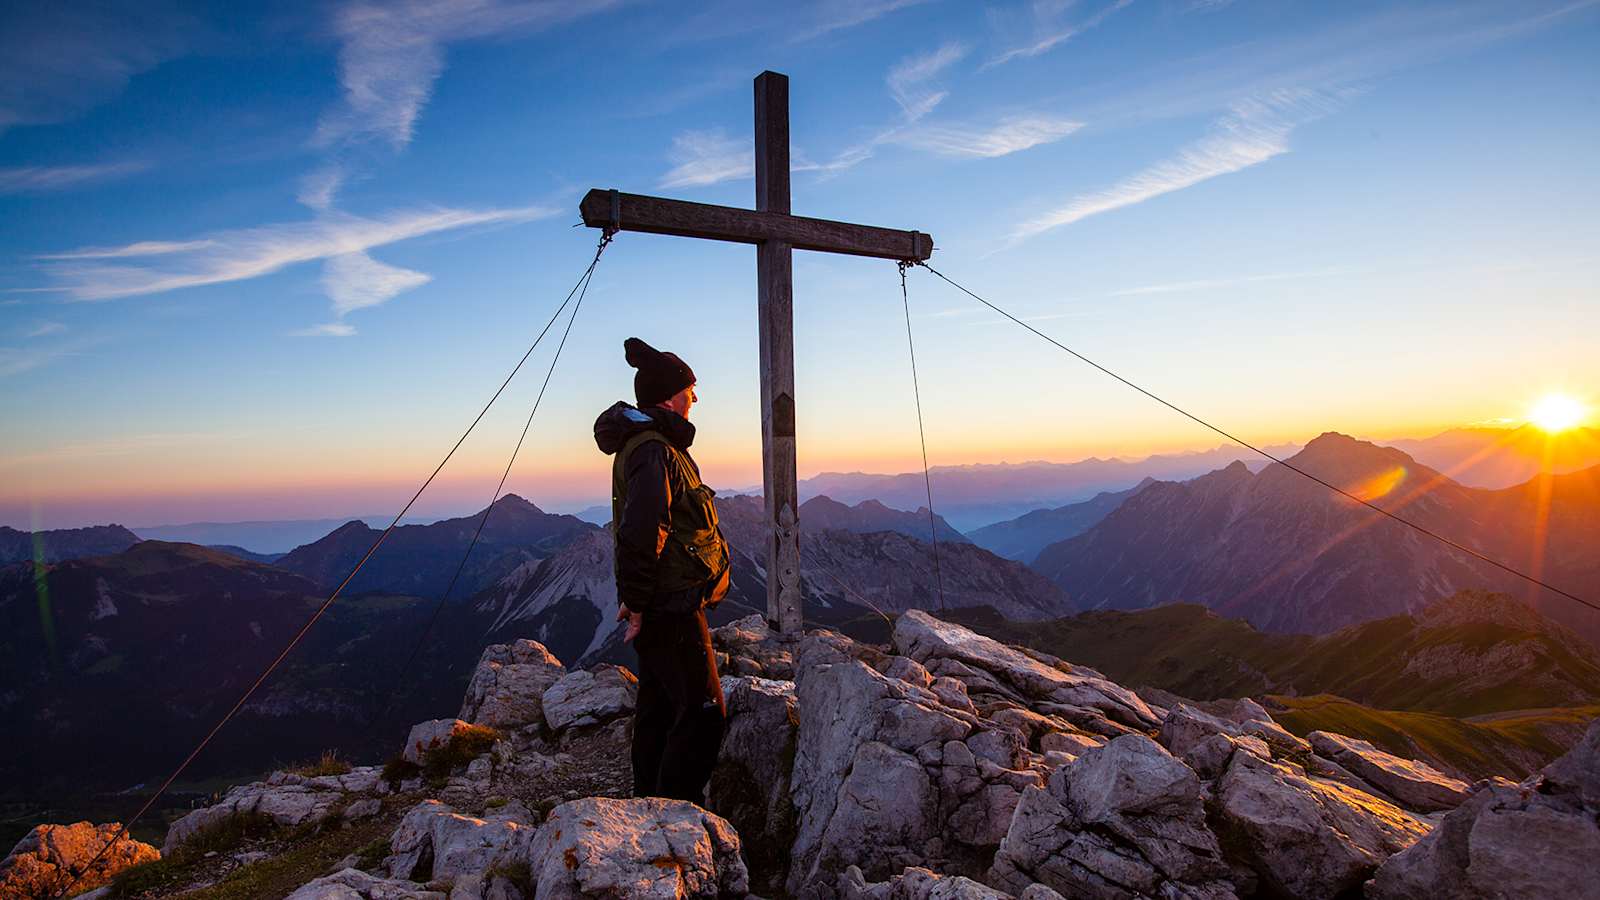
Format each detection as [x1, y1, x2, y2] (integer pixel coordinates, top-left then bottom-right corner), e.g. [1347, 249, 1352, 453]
[163, 768, 385, 854]
[541, 665, 638, 731]
[385, 799, 533, 883]
[1223, 700, 1309, 757]
[1158, 704, 1269, 779]
[405, 719, 477, 763]
[1307, 731, 1470, 812]
[286, 867, 445, 899]
[893, 611, 1157, 730]
[1215, 750, 1428, 900]
[1368, 718, 1600, 900]
[0, 822, 158, 899]
[988, 734, 1235, 900]
[708, 675, 799, 895]
[788, 648, 971, 893]
[840, 865, 1016, 899]
[458, 639, 566, 730]
[525, 796, 748, 898]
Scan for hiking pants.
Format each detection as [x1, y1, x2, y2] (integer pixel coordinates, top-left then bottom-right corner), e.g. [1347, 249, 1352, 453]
[631, 607, 726, 802]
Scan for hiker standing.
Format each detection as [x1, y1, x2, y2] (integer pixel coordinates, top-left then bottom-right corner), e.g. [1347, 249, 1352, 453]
[593, 337, 732, 803]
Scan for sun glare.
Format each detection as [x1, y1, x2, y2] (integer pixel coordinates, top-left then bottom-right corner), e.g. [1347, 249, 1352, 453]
[1528, 393, 1587, 433]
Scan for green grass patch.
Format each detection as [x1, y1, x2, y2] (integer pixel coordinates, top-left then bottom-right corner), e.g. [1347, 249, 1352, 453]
[1268, 695, 1600, 781]
[110, 812, 280, 897]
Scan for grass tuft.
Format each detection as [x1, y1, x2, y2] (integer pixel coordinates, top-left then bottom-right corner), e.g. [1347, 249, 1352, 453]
[290, 749, 352, 778]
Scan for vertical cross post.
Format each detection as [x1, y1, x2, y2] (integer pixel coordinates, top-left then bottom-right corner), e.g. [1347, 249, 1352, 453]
[754, 71, 802, 637]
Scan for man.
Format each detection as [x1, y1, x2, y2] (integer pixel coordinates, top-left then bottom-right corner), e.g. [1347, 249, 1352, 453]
[593, 337, 732, 803]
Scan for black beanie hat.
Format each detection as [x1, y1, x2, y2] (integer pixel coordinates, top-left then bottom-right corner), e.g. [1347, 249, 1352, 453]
[624, 337, 696, 407]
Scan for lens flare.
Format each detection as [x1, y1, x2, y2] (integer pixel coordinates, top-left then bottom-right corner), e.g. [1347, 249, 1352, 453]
[1528, 394, 1587, 434]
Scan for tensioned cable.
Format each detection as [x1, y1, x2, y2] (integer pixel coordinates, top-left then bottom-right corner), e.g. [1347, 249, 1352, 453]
[898, 261, 948, 615]
[913, 259, 1599, 615]
[378, 231, 610, 720]
[49, 231, 618, 900]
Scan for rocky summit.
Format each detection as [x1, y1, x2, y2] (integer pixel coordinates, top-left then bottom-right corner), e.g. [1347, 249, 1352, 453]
[26, 612, 1599, 899]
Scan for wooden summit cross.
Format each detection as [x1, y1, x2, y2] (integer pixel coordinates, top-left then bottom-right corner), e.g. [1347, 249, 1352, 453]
[581, 71, 935, 637]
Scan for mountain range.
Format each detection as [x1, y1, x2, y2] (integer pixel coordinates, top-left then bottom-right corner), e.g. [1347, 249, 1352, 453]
[1388, 425, 1600, 488]
[1034, 432, 1600, 643]
[272, 494, 592, 600]
[967, 478, 1153, 563]
[0, 524, 140, 565]
[793, 443, 1296, 530]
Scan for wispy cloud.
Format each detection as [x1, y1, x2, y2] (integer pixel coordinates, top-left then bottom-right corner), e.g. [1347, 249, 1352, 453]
[315, 0, 620, 151]
[297, 165, 346, 211]
[41, 205, 555, 301]
[888, 42, 968, 122]
[38, 239, 217, 261]
[322, 251, 430, 315]
[23, 321, 66, 338]
[658, 130, 752, 189]
[896, 115, 1082, 158]
[795, 0, 936, 40]
[0, 162, 149, 194]
[1109, 267, 1352, 297]
[984, 0, 1133, 69]
[1014, 87, 1348, 240]
[289, 322, 358, 338]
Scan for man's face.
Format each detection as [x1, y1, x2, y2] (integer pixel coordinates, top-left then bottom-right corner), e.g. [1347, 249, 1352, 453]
[663, 384, 697, 418]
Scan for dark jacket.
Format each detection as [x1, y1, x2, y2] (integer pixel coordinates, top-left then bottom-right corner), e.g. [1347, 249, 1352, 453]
[593, 401, 701, 612]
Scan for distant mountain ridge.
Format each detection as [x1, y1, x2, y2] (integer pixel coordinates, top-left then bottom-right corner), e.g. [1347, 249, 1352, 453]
[968, 478, 1154, 563]
[795, 442, 1297, 530]
[0, 524, 140, 565]
[797, 495, 970, 544]
[1035, 432, 1600, 643]
[1386, 425, 1600, 489]
[274, 494, 595, 599]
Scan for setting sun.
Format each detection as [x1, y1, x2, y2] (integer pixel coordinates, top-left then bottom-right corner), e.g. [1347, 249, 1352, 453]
[1529, 393, 1588, 433]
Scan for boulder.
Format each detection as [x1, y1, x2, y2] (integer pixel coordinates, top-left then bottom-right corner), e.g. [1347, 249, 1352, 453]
[525, 796, 748, 898]
[1367, 718, 1600, 900]
[788, 648, 971, 893]
[163, 768, 386, 853]
[988, 734, 1236, 900]
[385, 799, 533, 883]
[1223, 700, 1309, 757]
[839, 864, 1024, 899]
[285, 867, 445, 899]
[893, 611, 1158, 730]
[458, 639, 566, 730]
[1215, 750, 1428, 900]
[405, 719, 477, 763]
[708, 675, 800, 895]
[1307, 731, 1470, 812]
[540, 666, 638, 731]
[1157, 705, 1269, 779]
[0, 822, 158, 899]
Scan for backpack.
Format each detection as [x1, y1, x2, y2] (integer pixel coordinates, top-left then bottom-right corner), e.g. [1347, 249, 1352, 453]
[612, 430, 731, 604]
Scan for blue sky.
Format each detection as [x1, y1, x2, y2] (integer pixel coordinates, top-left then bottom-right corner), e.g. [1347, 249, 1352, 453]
[2, 0, 1597, 529]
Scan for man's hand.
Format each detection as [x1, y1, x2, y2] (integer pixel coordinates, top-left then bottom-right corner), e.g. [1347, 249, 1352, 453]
[617, 603, 644, 643]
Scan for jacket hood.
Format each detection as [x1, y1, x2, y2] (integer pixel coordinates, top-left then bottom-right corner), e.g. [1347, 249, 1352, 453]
[594, 400, 696, 455]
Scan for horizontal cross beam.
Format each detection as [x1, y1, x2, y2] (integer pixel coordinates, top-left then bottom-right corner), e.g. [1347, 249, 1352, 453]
[580, 189, 933, 261]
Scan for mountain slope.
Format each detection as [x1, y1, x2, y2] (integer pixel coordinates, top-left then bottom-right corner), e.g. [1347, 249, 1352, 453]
[967, 478, 1153, 563]
[962, 590, 1600, 718]
[275, 494, 594, 599]
[0, 524, 141, 565]
[1034, 433, 1600, 639]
